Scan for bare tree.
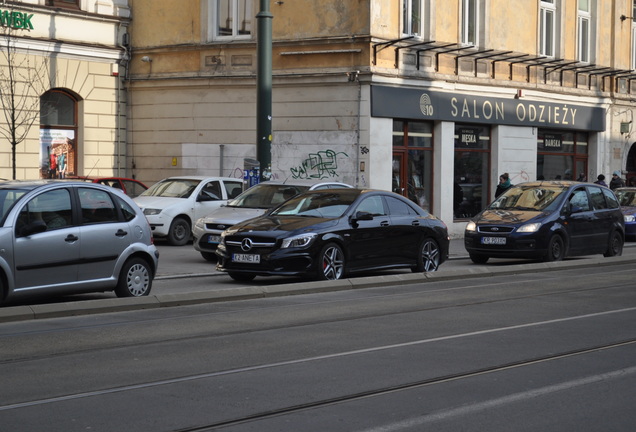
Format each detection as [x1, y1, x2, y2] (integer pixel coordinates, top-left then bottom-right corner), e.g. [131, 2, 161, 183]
[0, 28, 49, 179]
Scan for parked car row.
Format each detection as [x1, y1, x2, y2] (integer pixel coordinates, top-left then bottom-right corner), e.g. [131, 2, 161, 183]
[3, 176, 633, 305]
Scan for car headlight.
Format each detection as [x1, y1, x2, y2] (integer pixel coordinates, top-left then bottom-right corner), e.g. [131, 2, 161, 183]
[465, 221, 477, 232]
[143, 208, 162, 216]
[625, 215, 635, 223]
[281, 233, 317, 249]
[194, 218, 205, 229]
[517, 222, 542, 233]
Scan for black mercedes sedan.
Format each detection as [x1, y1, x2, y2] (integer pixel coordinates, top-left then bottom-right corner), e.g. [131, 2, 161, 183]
[464, 181, 625, 263]
[215, 188, 450, 281]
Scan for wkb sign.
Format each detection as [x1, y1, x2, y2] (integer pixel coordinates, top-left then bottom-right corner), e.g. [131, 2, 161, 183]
[0, 10, 35, 30]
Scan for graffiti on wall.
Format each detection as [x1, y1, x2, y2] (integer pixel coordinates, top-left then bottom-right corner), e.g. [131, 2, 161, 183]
[290, 149, 349, 180]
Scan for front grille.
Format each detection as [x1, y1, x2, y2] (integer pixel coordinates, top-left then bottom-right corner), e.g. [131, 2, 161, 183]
[478, 226, 515, 234]
[207, 223, 232, 230]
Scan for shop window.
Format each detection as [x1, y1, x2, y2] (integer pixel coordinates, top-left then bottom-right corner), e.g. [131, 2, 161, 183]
[537, 130, 588, 181]
[392, 120, 433, 211]
[454, 124, 491, 219]
[209, 0, 252, 40]
[40, 90, 78, 179]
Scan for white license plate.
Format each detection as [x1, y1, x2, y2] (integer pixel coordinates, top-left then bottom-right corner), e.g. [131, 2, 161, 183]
[481, 236, 506, 245]
[232, 253, 260, 263]
[208, 235, 221, 244]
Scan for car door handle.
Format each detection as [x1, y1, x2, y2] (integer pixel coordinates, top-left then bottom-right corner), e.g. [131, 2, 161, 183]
[380, 221, 390, 227]
[115, 229, 128, 237]
[411, 221, 420, 226]
[65, 234, 79, 243]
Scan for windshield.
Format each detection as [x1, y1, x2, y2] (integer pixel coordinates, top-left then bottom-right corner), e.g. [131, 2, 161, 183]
[616, 189, 636, 206]
[228, 184, 310, 208]
[488, 185, 566, 211]
[0, 189, 28, 222]
[140, 179, 201, 198]
[271, 192, 354, 218]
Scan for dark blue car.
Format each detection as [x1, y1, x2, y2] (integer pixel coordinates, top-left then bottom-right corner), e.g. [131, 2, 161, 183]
[615, 187, 636, 241]
[464, 181, 625, 263]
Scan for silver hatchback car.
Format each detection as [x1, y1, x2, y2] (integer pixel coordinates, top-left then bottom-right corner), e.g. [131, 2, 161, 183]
[0, 180, 159, 305]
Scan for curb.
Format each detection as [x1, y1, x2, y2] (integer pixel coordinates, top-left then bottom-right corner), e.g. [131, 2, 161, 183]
[2, 254, 635, 324]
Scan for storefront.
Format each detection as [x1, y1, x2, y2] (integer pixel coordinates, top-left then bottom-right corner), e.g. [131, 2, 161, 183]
[370, 85, 606, 236]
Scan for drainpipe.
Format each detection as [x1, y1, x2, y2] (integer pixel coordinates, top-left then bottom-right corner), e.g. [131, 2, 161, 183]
[256, 0, 273, 181]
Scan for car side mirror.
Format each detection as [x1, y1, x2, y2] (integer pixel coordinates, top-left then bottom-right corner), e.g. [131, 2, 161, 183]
[568, 205, 584, 214]
[19, 220, 47, 237]
[353, 211, 374, 221]
[197, 192, 219, 202]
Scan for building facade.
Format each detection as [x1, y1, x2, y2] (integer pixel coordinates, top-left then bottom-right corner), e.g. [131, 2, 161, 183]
[129, 1, 636, 236]
[0, 0, 130, 181]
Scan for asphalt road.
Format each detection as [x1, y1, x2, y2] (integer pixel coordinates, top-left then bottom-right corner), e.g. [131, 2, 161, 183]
[1, 259, 635, 431]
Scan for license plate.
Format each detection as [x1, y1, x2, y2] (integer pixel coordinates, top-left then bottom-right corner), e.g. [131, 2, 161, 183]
[207, 235, 221, 244]
[481, 236, 506, 245]
[232, 253, 260, 263]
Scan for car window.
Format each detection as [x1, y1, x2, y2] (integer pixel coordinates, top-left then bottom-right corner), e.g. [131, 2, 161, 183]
[568, 188, 590, 212]
[385, 196, 419, 216]
[116, 196, 137, 222]
[603, 188, 621, 208]
[16, 188, 72, 235]
[79, 188, 118, 224]
[200, 181, 222, 200]
[224, 181, 243, 199]
[356, 196, 386, 216]
[588, 186, 607, 210]
[0, 189, 27, 224]
[122, 180, 146, 198]
[142, 179, 200, 198]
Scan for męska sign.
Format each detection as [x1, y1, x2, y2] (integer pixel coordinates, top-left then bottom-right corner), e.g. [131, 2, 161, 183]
[371, 85, 605, 132]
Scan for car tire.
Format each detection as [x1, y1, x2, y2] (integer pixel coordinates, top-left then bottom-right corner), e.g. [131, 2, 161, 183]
[469, 253, 489, 264]
[318, 242, 345, 280]
[412, 238, 440, 272]
[168, 217, 191, 246]
[228, 272, 256, 282]
[115, 257, 152, 297]
[544, 235, 565, 262]
[603, 231, 624, 257]
[200, 251, 217, 262]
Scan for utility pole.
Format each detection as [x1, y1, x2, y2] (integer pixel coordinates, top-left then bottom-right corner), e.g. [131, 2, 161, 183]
[256, 0, 273, 182]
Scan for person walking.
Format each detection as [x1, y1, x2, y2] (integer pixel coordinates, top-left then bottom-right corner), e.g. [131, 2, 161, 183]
[495, 173, 513, 198]
[594, 174, 608, 187]
[609, 171, 625, 190]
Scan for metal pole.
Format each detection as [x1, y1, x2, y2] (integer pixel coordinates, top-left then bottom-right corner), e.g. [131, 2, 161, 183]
[256, 0, 273, 181]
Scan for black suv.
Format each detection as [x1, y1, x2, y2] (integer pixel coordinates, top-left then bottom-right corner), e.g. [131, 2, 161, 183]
[464, 181, 625, 263]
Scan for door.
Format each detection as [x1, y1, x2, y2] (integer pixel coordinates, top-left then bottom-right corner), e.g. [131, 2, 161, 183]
[392, 152, 408, 197]
[13, 188, 79, 290]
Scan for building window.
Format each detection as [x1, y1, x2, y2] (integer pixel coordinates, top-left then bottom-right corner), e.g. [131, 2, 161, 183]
[402, 0, 421, 37]
[454, 124, 491, 219]
[540, 0, 557, 57]
[461, 0, 479, 46]
[577, 0, 591, 63]
[46, 0, 80, 9]
[392, 120, 433, 211]
[40, 90, 78, 179]
[210, 0, 252, 40]
[537, 130, 588, 182]
[632, 1, 636, 69]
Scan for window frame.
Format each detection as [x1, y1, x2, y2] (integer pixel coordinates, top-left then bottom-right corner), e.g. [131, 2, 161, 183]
[46, 0, 80, 9]
[402, 0, 422, 37]
[577, 0, 591, 63]
[461, 0, 479, 46]
[632, 1, 636, 69]
[209, 0, 253, 41]
[540, 0, 557, 57]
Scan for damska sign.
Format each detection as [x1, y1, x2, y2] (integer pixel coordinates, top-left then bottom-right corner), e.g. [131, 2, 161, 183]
[0, 10, 35, 30]
[371, 85, 605, 132]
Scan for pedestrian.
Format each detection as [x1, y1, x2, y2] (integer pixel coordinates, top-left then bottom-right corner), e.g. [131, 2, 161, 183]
[594, 174, 608, 187]
[609, 170, 625, 190]
[495, 173, 513, 198]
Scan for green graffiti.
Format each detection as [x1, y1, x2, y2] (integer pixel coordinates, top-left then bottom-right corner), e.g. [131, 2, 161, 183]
[290, 149, 349, 180]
